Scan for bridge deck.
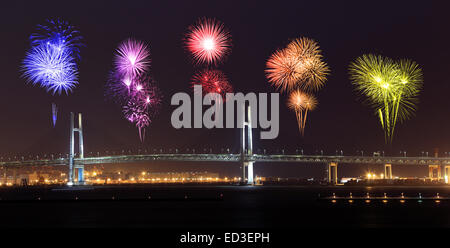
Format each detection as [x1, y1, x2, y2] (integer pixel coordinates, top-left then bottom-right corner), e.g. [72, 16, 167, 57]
[1, 154, 449, 167]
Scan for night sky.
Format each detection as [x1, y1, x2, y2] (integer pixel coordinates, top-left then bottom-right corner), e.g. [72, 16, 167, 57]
[0, 0, 447, 165]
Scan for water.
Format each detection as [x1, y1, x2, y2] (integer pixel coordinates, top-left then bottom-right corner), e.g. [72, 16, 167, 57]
[0, 185, 449, 228]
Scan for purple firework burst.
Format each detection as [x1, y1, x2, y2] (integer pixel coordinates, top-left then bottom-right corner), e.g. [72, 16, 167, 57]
[122, 77, 162, 141]
[107, 38, 161, 142]
[115, 38, 150, 79]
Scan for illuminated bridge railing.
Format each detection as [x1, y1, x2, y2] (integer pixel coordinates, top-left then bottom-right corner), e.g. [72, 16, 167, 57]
[252, 155, 450, 165]
[1, 154, 450, 167]
[76, 154, 242, 165]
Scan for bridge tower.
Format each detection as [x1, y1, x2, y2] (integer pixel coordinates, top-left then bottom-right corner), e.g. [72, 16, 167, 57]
[428, 165, 441, 180]
[384, 164, 393, 179]
[68, 112, 85, 186]
[327, 162, 338, 185]
[240, 104, 254, 185]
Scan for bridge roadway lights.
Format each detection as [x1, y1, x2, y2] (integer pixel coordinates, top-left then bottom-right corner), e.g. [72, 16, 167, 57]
[428, 165, 441, 180]
[68, 112, 85, 186]
[384, 164, 393, 179]
[328, 162, 338, 185]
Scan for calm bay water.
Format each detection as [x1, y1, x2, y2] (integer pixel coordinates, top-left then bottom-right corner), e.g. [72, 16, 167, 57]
[0, 185, 449, 228]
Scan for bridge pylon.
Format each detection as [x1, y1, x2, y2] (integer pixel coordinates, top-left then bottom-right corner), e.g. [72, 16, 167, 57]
[327, 162, 338, 185]
[240, 104, 254, 185]
[68, 112, 85, 186]
[428, 165, 441, 181]
[384, 164, 393, 179]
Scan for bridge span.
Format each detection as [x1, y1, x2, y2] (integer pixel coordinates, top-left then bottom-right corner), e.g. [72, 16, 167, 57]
[1, 153, 450, 184]
[1, 110, 449, 185]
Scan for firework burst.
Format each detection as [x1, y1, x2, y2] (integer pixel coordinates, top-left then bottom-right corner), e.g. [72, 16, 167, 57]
[122, 77, 162, 142]
[191, 69, 233, 102]
[185, 18, 231, 65]
[22, 43, 78, 94]
[287, 90, 317, 136]
[349, 54, 423, 143]
[266, 49, 302, 93]
[108, 38, 161, 142]
[22, 19, 82, 95]
[266, 37, 329, 93]
[115, 39, 150, 79]
[30, 19, 83, 59]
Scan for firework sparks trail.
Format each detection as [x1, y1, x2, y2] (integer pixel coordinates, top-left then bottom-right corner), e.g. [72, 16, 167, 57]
[349, 54, 423, 143]
[52, 103, 58, 127]
[185, 18, 231, 65]
[287, 90, 317, 136]
[122, 78, 162, 142]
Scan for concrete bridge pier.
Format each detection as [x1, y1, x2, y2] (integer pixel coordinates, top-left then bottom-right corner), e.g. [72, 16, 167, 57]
[13, 168, 17, 186]
[428, 165, 441, 180]
[384, 164, 393, 179]
[327, 162, 338, 185]
[444, 165, 450, 183]
[245, 162, 254, 185]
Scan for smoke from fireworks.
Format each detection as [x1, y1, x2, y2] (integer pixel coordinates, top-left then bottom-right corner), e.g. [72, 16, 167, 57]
[349, 54, 423, 143]
[266, 37, 329, 93]
[108, 38, 161, 141]
[22, 19, 82, 95]
[287, 90, 317, 136]
[191, 69, 233, 102]
[185, 18, 231, 65]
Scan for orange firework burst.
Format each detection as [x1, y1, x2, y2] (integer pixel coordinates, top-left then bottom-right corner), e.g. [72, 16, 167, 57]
[266, 37, 329, 93]
[266, 49, 302, 93]
[287, 89, 317, 136]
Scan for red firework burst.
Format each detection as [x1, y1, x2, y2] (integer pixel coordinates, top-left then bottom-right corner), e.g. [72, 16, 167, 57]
[191, 69, 233, 101]
[185, 18, 231, 65]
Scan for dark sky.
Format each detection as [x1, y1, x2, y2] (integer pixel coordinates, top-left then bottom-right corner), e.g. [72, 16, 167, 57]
[0, 0, 447, 160]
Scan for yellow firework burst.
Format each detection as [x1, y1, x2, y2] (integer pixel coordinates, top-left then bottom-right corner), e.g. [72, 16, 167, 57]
[349, 54, 423, 143]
